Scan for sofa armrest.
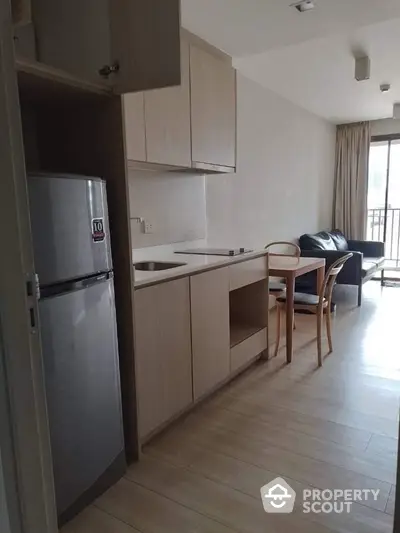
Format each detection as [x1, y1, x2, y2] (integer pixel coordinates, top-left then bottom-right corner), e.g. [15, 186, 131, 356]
[300, 249, 363, 285]
[347, 239, 385, 258]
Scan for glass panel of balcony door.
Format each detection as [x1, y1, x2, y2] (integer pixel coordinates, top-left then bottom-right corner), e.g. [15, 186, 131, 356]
[367, 139, 400, 280]
[386, 140, 400, 277]
[367, 141, 388, 243]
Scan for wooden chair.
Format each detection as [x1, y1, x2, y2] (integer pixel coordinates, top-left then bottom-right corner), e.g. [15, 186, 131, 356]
[265, 241, 301, 294]
[273, 253, 353, 367]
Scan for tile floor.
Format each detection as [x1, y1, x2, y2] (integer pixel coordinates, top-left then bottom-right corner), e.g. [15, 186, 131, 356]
[63, 283, 399, 533]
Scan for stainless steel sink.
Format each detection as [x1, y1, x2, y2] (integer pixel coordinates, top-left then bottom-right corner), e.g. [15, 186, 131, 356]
[133, 261, 187, 272]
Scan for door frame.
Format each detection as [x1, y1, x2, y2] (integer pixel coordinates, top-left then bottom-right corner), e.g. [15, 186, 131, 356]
[0, 326, 22, 533]
[0, 3, 57, 532]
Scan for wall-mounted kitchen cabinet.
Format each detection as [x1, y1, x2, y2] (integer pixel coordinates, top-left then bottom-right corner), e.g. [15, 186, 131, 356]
[144, 40, 192, 168]
[13, 0, 181, 94]
[124, 92, 146, 162]
[190, 44, 236, 172]
[124, 35, 237, 174]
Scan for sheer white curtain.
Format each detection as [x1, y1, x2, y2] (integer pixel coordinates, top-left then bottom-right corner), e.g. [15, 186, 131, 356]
[333, 121, 371, 240]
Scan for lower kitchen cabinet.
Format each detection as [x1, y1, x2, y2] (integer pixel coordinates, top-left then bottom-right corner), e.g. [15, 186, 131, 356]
[190, 267, 230, 400]
[134, 278, 193, 441]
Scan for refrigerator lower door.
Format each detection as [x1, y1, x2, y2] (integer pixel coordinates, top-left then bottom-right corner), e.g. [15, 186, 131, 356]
[28, 174, 112, 286]
[38, 277, 124, 517]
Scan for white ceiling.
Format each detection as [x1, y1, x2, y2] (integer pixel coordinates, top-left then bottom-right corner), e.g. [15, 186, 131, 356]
[181, 0, 400, 123]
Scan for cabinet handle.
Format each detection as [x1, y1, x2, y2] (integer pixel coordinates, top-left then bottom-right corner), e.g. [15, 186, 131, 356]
[98, 62, 120, 78]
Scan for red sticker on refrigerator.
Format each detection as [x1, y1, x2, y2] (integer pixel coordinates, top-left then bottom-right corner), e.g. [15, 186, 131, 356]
[92, 218, 105, 242]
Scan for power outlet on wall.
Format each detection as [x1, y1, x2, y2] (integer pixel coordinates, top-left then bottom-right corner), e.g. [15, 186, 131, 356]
[143, 221, 153, 234]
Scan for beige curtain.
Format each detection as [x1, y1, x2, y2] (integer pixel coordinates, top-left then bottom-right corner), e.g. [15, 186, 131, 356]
[333, 121, 371, 240]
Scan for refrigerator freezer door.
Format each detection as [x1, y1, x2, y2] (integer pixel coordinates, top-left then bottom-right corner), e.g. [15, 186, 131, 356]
[28, 174, 112, 285]
[38, 277, 124, 516]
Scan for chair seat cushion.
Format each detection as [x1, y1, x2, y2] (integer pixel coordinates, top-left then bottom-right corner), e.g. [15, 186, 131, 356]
[277, 292, 325, 305]
[269, 281, 286, 292]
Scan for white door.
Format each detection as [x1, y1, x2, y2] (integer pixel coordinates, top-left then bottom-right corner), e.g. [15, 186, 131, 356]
[0, 3, 57, 532]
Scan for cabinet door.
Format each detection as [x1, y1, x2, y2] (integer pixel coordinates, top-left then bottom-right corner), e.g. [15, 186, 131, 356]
[190, 268, 230, 401]
[123, 92, 146, 162]
[144, 39, 191, 167]
[190, 45, 236, 168]
[30, 0, 181, 92]
[110, 0, 181, 94]
[134, 279, 193, 440]
[32, 0, 111, 83]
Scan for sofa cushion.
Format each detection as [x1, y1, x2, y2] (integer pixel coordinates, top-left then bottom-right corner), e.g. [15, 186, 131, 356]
[299, 231, 337, 251]
[362, 260, 378, 278]
[330, 230, 349, 251]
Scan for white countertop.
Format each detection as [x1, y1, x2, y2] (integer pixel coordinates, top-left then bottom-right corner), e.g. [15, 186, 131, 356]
[132, 246, 269, 288]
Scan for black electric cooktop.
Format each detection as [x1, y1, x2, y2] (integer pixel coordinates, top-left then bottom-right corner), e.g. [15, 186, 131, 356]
[175, 248, 253, 257]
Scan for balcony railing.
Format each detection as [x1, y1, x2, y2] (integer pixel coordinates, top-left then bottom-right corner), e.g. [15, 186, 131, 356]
[367, 208, 400, 270]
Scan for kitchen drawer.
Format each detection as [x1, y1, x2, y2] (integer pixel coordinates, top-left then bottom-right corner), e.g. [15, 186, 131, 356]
[229, 257, 268, 291]
[230, 327, 267, 374]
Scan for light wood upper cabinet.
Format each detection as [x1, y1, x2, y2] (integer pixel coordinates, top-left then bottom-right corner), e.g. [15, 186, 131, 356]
[123, 92, 146, 162]
[190, 268, 230, 401]
[122, 36, 237, 172]
[134, 278, 193, 441]
[27, 0, 181, 93]
[190, 44, 236, 169]
[144, 39, 191, 167]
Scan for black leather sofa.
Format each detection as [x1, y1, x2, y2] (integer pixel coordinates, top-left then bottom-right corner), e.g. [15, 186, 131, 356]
[298, 230, 385, 306]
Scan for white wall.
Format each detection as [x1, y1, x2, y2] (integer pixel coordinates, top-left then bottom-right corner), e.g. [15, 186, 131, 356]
[128, 169, 206, 248]
[371, 118, 400, 137]
[206, 74, 336, 248]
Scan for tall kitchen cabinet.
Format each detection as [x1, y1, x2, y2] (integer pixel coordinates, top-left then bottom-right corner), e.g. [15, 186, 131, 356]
[2, 0, 181, 531]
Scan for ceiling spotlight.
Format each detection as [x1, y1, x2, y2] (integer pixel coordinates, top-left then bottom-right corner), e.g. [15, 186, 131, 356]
[291, 1, 315, 13]
[380, 83, 391, 93]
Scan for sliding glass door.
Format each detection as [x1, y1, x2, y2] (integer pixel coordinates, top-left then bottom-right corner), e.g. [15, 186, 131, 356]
[367, 138, 400, 279]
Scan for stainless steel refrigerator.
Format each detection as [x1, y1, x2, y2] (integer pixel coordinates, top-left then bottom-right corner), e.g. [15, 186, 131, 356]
[28, 173, 125, 525]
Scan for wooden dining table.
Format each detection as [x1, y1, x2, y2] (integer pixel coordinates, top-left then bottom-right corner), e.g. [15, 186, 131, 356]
[268, 255, 326, 364]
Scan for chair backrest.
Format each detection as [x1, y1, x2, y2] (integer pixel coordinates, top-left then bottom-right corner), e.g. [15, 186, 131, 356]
[318, 253, 353, 308]
[265, 241, 301, 258]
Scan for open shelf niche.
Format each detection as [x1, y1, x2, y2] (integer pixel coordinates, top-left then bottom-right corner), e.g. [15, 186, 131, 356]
[229, 279, 269, 372]
[229, 279, 269, 347]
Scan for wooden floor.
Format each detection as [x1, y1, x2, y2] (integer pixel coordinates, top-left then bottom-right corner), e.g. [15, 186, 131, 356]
[62, 283, 399, 533]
